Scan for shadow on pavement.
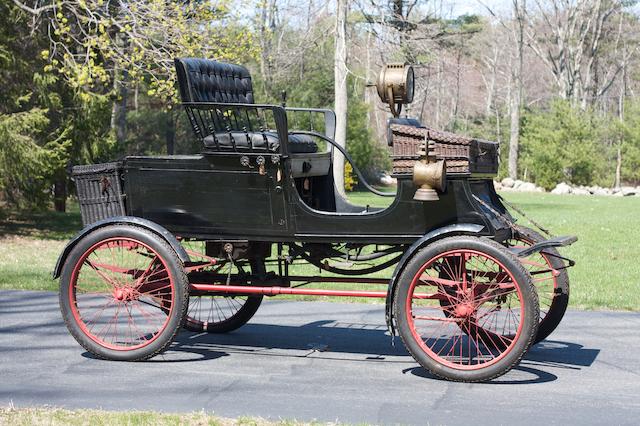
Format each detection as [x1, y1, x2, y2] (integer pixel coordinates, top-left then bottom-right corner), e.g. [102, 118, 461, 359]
[405, 339, 600, 384]
[144, 320, 601, 383]
[165, 320, 408, 360]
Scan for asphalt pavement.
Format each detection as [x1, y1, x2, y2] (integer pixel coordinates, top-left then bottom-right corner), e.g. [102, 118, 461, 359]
[1, 290, 639, 425]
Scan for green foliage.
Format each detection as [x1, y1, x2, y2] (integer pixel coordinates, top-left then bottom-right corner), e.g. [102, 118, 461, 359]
[616, 100, 640, 184]
[0, 109, 70, 209]
[38, 0, 256, 102]
[346, 92, 391, 176]
[520, 101, 605, 189]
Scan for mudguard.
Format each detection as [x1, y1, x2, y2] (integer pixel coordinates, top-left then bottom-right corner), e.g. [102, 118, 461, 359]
[384, 223, 485, 336]
[52, 216, 190, 279]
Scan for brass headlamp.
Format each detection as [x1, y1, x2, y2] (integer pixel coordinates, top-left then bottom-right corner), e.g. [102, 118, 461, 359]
[376, 63, 414, 118]
[377, 63, 446, 201]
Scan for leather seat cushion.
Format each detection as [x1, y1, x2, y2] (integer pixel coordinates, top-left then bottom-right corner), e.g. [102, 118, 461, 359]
[203, 132, 318, 154]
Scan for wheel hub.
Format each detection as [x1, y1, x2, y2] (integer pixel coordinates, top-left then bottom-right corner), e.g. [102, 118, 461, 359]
[113, 287, 137, 302]
[453, 302, 475, 318]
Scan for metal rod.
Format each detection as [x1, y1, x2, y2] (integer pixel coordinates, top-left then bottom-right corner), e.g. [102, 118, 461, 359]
[187, 273, 389, 285]
[190, 283, 389, 298]
[288, 275, 389, 284]
[190, 283, 442, 300]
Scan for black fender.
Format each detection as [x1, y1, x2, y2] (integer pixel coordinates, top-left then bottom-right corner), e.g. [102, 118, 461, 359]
[385, 223, 485, 336]
[52, 216, 190, 279]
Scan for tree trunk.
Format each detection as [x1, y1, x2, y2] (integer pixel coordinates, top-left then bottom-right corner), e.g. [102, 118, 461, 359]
[508, 85, 520, 180]
[259, 0, 277, 99]
[509, 0, 526, 180]
[110, 68, 128, 147]
[53, 174, 66, 212]
[333, 0, 348, 197]
[166, 111, 175, 155]
[615, 147, 622, 189]
[453, 39, 463, 123]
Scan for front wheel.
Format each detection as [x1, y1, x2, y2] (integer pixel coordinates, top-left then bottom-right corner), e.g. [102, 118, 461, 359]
[394, 236, 539, 382]
[59, 225, 189, 361]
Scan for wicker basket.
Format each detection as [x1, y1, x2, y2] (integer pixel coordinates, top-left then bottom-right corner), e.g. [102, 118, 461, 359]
[389, 124, 498, 176]
[72, 162, 126, 226]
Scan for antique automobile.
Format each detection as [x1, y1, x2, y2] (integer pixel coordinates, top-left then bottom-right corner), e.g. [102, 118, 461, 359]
[54, 58, 576, 382]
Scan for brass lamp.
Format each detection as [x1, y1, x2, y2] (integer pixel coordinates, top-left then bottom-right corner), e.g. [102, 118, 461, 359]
[413, 159, 447, 201]
[376, 62, 446, 201]
[376, 63, 414, 118]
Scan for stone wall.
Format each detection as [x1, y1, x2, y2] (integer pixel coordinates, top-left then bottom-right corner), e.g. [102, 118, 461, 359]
[494, 178, 640, 196]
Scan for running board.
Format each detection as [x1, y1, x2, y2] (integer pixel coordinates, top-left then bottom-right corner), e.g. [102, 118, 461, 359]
[516, 235, 578, 258]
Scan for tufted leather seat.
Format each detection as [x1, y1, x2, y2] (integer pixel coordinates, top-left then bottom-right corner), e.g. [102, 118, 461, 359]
[175, 58, 318, 154]
[203, 132, 318, 153]
[175, 58, 254, 104]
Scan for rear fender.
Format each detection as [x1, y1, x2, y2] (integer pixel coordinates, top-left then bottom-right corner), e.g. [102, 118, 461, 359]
[52, 216, 190, 279]
[385, 223, 485, 336]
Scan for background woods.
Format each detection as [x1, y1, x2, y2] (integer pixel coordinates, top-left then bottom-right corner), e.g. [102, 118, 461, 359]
[2, 0, 640, 211]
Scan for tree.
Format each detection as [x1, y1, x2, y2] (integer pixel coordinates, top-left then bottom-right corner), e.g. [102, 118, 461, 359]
[509, 0, 526, 180]
[526, 0, 633, 108]
[334, 0, 349, 196]
[520, 101, 603, 189]
[14, 0, 256, 144]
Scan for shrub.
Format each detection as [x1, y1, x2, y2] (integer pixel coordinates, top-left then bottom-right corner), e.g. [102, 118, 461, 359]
[520, 101, 603, 190]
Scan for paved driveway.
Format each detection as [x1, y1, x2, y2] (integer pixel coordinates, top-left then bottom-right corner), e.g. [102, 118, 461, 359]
[1, 290, 638, 425]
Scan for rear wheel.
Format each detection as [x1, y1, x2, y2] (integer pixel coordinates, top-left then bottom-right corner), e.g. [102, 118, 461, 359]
[184, 294, 262, 333]
[507, 225, 570, 343]
[184, 258, 263, 333]
[59, 225, 189, 361]
[394, 236, 539, 382]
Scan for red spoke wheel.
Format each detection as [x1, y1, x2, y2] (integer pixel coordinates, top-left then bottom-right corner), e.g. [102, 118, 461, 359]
[506, 225, 570, 343]
[59, 225, 189, 361]
[394, 236, 539, 382]
[184, 294, 262, 333]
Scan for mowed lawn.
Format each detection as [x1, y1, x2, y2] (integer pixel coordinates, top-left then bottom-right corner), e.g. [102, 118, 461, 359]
[0, 407, 297, 426]
[0, 191, 638, 311]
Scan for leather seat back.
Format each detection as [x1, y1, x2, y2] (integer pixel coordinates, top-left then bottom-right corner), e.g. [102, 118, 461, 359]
[175, 58, 254, 104]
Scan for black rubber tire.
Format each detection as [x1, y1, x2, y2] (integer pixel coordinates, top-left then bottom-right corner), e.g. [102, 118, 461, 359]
[393, 236, 539, 382]
[184, 295, 263, 333]
[59, 225, 189, 361]
[510, 225, 570, 343]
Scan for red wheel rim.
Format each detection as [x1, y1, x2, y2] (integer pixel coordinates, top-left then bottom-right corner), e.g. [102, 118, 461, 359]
[507, 235, 559, 322]
[406, 249, 525, 370]
[69, 237, 175, 351]
[187, 295, 251, 328]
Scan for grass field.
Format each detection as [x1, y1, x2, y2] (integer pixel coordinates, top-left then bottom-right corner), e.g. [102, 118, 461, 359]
[1, 191, 639, 310]
[0, 407, 311, 426]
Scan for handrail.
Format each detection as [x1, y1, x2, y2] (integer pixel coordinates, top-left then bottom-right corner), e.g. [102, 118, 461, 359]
[285, 107, 337, 140]
[290, 130, 396, 198]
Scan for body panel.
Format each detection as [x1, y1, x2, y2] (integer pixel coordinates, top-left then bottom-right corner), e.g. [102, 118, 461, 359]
[119, 155, 508, 244]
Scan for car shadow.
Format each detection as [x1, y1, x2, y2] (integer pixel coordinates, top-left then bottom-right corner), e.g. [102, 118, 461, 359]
[147, 321, 600, 383]
[404, 339, 600, 384]
[163, 320, 408, 361]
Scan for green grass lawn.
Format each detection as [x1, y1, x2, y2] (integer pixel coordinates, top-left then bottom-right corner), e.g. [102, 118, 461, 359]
[0, 407, 317, 426]
[1, 192, 639, 310]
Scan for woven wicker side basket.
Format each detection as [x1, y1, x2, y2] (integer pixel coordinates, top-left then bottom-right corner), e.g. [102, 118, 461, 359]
[72, 162, 126, 227]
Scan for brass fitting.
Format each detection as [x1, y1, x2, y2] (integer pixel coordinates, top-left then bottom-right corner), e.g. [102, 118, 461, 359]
[413, 159, 447, 201]
[376, 63, 415, 117]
